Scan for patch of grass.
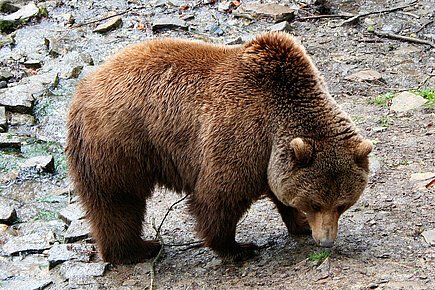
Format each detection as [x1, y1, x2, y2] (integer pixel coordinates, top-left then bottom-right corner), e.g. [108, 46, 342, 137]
[308, 250, 330, 261]
[412, 88, 435, 107]
[33, 210, 58, 221]
[368, 92, 395, 106]
[378, 116, 394, 127]
[351, 115, 365, 125]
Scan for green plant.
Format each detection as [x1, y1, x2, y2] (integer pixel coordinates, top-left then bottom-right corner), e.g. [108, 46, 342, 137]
[412, 88, 435, 104]
[351, 116, 365, 125]
[368, 92, 395, 106]
[378, 116, 394, 127]
[308, 250, 330, 261]
[33, 210, 59, 221]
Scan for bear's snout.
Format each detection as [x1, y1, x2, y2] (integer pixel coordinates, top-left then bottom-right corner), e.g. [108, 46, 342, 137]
[307, 211, 339, 248]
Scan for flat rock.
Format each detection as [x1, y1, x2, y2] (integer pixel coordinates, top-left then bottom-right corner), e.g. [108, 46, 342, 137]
[369, 156, 383, 176]
[0, 1, 20, 13]
[0, 133, 21, 149]
[345, 69, 383, 82]
[2, 230, 54, 255]
[410, 172, 435, 181]
[93, 16, 122, 33]
[2, 2, 40, 22]
[0, 83, 39, 113]
[152, 17, 187, 31]
[0, 199, 17, 224]
[0, 106, 6, 132]
[23, 59, 42, 69]
[0, 68, 13, 81]
[9, 112, 35, 126]
[59, 261, 108, 279]
[390, 91, 427, 113]
[2, 279, 53, 290]
[234, 4, 295, 22]
[48, 243, 95, 267]
[422, 230, 435, 246]
[218, 1, 233, 12]
[59, 202, 86, 224]
[269, 21, 291, 32]
[0, 32, 15, 47]
[21, 155, 55, 173]
[65, 219, 91, 242]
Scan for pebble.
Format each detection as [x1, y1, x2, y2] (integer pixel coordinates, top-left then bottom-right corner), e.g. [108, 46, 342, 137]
[0, 133, 21, 149]
[210, 23, 224, 36]
[422, 230, 435, 246]
[390, 92, 427, 113]
[269, 21, 291, 32]
[59, 202, 86, 224]
[218, 1, 232, 12]
[48, 243, 95, 267]
[59, 261, 108, 279]
[21, 155, 55, 173]
[23, 59, 43, 69]
[64, 219, 91, 242]
[93, 16, 123, 33]
[345, 69, 383, 82]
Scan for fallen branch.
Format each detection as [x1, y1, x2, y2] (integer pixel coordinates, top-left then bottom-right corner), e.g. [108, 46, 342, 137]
[156, 194, 188, 236]
[341, 1, 418, 25]
[372, 30, 435, 48]
[71, 9, 130, 29]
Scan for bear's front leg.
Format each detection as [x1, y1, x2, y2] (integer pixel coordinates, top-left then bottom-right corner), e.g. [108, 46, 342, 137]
[268, 191, 311, 235]
[189, 194, 259, 262]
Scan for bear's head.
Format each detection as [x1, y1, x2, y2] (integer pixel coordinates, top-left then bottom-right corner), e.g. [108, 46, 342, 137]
[268, 136, 372, 247]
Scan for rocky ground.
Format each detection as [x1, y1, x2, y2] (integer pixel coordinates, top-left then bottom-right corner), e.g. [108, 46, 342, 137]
[0, 0, 434, 289]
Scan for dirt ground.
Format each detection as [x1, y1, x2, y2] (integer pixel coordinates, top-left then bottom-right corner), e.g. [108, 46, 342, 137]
[0, 0, 434, 289]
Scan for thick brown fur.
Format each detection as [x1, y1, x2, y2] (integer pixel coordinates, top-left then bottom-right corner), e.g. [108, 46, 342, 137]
[67, 32, 372, 264]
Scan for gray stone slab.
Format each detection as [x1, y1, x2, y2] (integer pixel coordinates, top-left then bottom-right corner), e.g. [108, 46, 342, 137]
[152, 17, 187, 31]
[59, 202, 86, 225]
[48, 243, 95, 267]
[2, 279, 53, 290]
[2, 2, 39, 22]
[64, 219, 91, 242]
[21, 155, 55, 173]
[0, 199, 17, 224]
[0, 133, 20, 149]
[0, 83, 39, 113]
[2, 231, 54, 255]
[59, 261, 108, 279]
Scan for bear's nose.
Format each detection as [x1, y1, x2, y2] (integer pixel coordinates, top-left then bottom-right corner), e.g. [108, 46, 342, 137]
[319, 240, 334, 248]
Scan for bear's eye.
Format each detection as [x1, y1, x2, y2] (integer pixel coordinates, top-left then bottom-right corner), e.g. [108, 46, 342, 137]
[337, 205, 346, 214]
[311, 204, 321, 212]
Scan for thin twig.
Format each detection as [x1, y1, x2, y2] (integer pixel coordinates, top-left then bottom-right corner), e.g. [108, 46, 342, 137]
[415, 20, 433, 33]
[417, 74, 435, 90]
[165, 240, 204, 247]
[156, 194, 188, 237]
[341, 1, 418, 25]
[150, 219, 164, 290]
[297, 14, 352, 21]
[372, 30, 435, 48]
[72, 9, 130, 28]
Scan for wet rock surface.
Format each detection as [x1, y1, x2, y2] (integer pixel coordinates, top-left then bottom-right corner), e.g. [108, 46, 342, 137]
[0, 0, 434, 288]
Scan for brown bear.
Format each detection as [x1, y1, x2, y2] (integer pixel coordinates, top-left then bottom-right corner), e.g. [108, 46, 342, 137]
[66, 32, 372, 264]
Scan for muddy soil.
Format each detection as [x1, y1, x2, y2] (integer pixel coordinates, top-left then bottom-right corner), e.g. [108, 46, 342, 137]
[0, 0, 434, 289]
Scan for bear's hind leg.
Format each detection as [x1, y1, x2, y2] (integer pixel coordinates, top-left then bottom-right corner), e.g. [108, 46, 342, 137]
[80, 186, 161, 264]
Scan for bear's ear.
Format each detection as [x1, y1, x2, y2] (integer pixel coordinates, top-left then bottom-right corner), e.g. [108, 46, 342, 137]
[354, 140, 373, 168]
[290, 137, 313, 164]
